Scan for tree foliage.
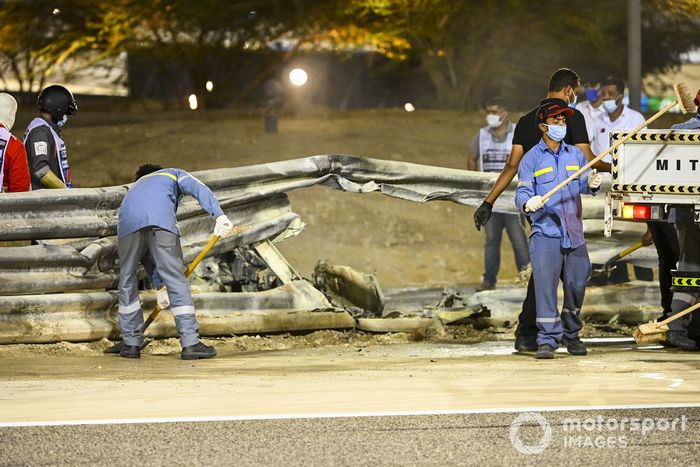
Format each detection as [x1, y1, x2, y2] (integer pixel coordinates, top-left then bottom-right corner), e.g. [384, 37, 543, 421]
[339, 0, 700, 109]
[0, 0, 698, 109]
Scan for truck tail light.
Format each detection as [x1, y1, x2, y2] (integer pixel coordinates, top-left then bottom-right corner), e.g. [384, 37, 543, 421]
[622, 205, 635, 219]
[618, 203, 662, 220]
[633, 205, 651, 219]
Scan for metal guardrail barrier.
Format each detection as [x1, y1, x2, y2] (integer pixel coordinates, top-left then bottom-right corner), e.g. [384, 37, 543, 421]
[0, 156, 620, 344]
[0, 281, 351, 344]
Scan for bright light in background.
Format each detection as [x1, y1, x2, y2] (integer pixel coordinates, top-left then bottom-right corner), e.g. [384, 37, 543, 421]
[404, 102, 415, 112]
[188, 94, 198, 110]
[289, 68, 308, 86]
[52, 8, 60, 15]
[205, 81, 214, 92]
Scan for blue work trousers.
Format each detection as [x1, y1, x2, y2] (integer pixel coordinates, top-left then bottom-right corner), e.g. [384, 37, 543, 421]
[530, 233, 591, 348]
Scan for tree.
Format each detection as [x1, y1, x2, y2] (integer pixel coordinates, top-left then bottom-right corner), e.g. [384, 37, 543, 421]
[0, 0, 125, 95]
[337, 0, 700, 109]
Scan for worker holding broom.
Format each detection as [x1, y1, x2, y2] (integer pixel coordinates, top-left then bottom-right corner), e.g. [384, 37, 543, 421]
[117, 164, 234, 360]
[515, 103, 602, 359]
[658, 88, 700, 350]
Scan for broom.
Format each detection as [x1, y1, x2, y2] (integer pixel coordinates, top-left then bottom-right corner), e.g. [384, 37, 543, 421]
[632, 301, 700, 345]
[540, 82, 696, 205]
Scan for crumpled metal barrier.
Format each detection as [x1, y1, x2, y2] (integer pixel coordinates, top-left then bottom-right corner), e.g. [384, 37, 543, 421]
[0, 194, 302, 295]
[0, 280, 351, 344]
[0, 155, 608, 241]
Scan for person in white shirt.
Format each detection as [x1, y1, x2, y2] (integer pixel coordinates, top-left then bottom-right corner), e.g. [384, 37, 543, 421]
[576, 76, 605, 142]
[590, 77, 646, 159]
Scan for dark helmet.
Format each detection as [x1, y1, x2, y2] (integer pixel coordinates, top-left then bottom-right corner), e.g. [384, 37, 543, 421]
[38, 85, 78, 121]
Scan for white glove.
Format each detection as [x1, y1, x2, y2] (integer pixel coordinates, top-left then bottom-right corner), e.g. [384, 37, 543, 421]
[588, 169, 602, 189]
[156, 287, 170, 309]
[525, 195, 544, 213]
[214, 215, 233, 237]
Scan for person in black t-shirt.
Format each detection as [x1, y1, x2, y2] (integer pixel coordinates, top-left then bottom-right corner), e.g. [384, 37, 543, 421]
[472, 68, 610, 352]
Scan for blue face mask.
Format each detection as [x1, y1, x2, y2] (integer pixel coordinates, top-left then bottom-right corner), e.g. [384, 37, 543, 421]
[603, 99, 619, 114]
[569, 93, 577, 109]
[585, 88, 600, 102]
[545, 124, 567, 142]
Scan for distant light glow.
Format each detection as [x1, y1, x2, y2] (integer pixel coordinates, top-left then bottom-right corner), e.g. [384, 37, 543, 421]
[205, 81, 214, 92]
[404, 102, 415, 112]
[289, 68, 308, 86]
[188, 94, 198, 110]
[52, 8, 60, 15]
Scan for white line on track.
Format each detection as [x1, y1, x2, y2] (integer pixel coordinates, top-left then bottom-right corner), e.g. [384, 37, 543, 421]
[2, 403, 700, 427]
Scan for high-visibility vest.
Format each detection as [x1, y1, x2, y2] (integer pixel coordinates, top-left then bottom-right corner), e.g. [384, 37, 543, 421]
[478, 125, 514, 173]
[24, 117, 71, 187]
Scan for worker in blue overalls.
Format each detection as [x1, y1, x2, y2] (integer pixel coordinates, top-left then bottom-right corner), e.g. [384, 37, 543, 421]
[515, 102, 602, 359]
[117, 164, 234, 360]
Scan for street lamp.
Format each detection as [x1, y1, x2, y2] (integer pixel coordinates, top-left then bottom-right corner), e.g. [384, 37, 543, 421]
[289, 68, 308, 86]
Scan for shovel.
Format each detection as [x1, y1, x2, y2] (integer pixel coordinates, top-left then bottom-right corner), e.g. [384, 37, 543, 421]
[104, 234, 223, 354]
[591, 241, 644, 279]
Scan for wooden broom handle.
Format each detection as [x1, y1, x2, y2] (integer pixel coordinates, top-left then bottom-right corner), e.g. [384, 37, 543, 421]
[541, 100, 679, 204]
[658, 301, 700, 327]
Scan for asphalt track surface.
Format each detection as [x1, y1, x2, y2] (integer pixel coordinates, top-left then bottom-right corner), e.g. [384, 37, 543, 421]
[3, 340, 700, 465]
[1, 407, 699, 465]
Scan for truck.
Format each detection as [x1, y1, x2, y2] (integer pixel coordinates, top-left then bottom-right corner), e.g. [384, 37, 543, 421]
[604, 129, 700, 292]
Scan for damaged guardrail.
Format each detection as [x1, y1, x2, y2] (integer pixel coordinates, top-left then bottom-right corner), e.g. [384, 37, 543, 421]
[0, 194, 301, 295]
[0, 155, 609, 241]
[0, 156, 641, 344]
[0, 280, 352, 344]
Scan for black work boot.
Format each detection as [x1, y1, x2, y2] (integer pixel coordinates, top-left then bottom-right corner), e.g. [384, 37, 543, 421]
[119, 345, 141, 359]
[181, 341, 217, 360]
[536, 344, 555, 359]
[665, 331, 697, 351]
[562, 336, 588, 356]
[515, 334, 538, 352]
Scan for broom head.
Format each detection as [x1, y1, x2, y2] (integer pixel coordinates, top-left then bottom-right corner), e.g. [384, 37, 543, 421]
[632, 322, 669, 346]
[673, 82, 695, 115]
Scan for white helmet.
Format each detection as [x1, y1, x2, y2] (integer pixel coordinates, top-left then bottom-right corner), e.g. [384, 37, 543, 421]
[0, 93, 17, 131]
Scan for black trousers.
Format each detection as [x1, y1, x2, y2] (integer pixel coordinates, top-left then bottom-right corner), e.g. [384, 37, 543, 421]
[647, 221, 680, 317]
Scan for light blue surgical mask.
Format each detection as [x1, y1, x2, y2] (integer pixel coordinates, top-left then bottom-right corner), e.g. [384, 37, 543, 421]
[546, 124, 567, 142]
[569, 93, 577, 109]
[57, 114, 68, 128]
[603, 99, 619, 114]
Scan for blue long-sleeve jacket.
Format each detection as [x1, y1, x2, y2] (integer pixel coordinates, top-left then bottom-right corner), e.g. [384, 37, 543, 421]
[515, 139, 597, 249]
[118, 168, 224, 239]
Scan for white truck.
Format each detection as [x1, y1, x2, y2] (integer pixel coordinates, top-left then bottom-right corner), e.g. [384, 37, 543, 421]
[604, 129, 700, 236]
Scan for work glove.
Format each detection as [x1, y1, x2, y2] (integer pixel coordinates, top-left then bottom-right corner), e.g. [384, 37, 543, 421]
[214, 215, 234, 237]
[525, 195, 544, 213]
[473, 201, 493, 231]
[156, 287, 170, 309]
[588, 169, 602, 189]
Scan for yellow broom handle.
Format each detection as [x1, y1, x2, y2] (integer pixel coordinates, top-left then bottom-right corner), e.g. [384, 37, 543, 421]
[541, 100, 678, 204]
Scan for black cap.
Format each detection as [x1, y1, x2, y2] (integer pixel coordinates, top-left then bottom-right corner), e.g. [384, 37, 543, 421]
[536, 102, 574, 124]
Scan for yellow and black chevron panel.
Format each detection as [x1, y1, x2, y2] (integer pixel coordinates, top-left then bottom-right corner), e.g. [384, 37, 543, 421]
[610, 131, 700, 143]
[671, 270, 700, 292]
[611, 184, 700, 193]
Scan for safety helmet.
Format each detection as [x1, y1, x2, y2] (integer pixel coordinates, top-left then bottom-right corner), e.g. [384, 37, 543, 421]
[38, 85, 78, 121]
[0, 93, 17, 131]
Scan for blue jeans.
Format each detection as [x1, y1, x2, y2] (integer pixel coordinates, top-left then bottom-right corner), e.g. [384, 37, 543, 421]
[483, 212, 530, 285]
